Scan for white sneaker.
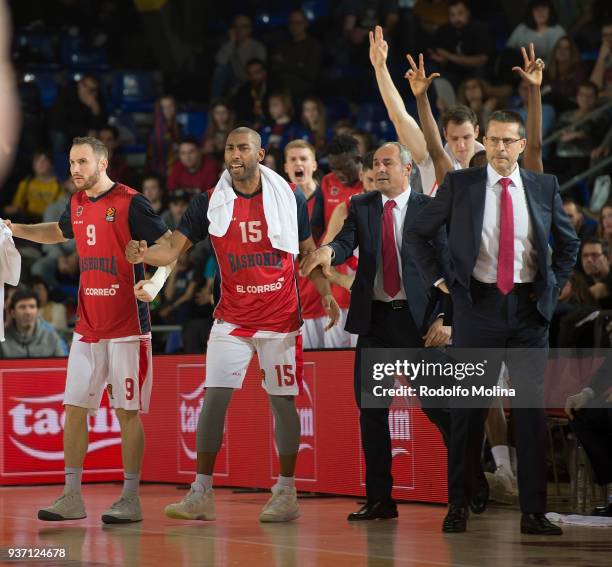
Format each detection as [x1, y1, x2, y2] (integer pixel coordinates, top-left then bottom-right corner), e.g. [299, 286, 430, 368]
[259, 486, 300, 523]
[101, 494, 143, 524]
[165, 484, 216, 521]
[38, 491, 86, 521]
[485, 465, 518, 504]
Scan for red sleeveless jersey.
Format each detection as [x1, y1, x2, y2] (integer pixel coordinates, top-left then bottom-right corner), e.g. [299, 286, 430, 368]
[59, 183, 168, 339]
[211, 191, 301, 333]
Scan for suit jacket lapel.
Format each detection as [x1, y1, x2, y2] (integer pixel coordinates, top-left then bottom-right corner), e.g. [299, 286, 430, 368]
[470, 167, 488, 257]
[401, 191, 420, 268]
[369, 192, 383, 269]
[520, 169, 548, 277]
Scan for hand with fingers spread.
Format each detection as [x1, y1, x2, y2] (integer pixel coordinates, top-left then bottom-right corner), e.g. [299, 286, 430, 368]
[368, 25, 388, 69]
[405, 53, 440, 98]
[512, 43, 544, 87]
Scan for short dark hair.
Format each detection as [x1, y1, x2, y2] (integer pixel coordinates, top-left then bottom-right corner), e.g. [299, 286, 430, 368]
[10, 288, 39, 310]
[441, 105, 478, 130]
[485, 110, 526, 139]
[141, 173, 165, 191]
[178, 136, 201, 149]
[326, 134, 359, 157]
[33, 148, 53, 162]
[582, 237, 609, 258]
[525, 0, 558, 30]
[448, 0, 470, 11]
[577, 81, 599, 96]
[99, 124, 120, 140]
[72, 136, 109, 160]
[246, 57, 266, 70]
[562, 196, 583, 213]
[362, 150, 375, 171]
[169, 189, 190, 204]
[469, 150, 488, 167]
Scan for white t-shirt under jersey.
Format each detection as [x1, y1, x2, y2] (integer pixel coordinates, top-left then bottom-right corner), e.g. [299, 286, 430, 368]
[417, 141, 486, 197]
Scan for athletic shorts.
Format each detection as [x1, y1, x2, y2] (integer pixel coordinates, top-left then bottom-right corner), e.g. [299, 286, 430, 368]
[205, 320, 303, 395]
[302, 316, 326, 349]
[323, 308, 357, 348]
[64, 333, 153, 413]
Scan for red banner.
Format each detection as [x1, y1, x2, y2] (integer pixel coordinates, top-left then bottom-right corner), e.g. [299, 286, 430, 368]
[0, 353, 448, 503]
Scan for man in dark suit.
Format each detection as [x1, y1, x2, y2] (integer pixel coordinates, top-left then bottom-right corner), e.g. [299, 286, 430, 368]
[301, 142, 453, 521]
[405, 110, 580, 534]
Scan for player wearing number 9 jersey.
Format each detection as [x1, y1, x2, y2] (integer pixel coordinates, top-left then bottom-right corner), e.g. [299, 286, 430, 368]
[6, 137, 170, 525]
[127, 127, 340, 524]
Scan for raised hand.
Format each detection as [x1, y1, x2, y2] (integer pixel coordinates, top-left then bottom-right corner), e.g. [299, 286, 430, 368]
[368, 25, 388, 69]
[512, 43, 544, 87]
[405, 53, 440, 97]
[126, 239, 147, 264]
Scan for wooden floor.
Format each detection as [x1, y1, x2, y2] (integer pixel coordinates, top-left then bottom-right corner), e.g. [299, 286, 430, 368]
[1, 484, 610, 566]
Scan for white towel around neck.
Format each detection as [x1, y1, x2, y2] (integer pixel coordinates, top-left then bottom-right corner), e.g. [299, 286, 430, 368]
[207, 164, 299, 255]
[0, 220, 22, 341]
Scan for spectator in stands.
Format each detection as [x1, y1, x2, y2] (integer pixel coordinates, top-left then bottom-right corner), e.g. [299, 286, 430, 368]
[146, 95, 182, 178]
[456, 78, 498, 138]
[211, 14, 267, 98]
[270, 9, 322, 100]
[99, 125, 135, 186]
[544, 36, 587, 110]
[141, 174, 165, 214]
[4, 149, 62, 223]
[553, 82, 610, 186]
[30, 276, 67, 332]
[581, 238, 612, 308]
[413, 0, 449, 37]
[301, 96, 329, 154]
[167, 137, 218, 195]
[590, 20, 612, 99]
[0, 288, 65, 358]
[352, 129, 376, 156]
[430, 0, 493, 87]
[49, 75, 106, 154]
[232, 58, 270, 129]
[598, 203, 612, 255]
[563, 197, 598, 241]
[182, 256, 216, 354]
[202, 99, 235, 165]
[259, 91, 311, 152]
[506, 0, 565, 64]
[161, 189, 189, 231]
[158, 251, 197, 325]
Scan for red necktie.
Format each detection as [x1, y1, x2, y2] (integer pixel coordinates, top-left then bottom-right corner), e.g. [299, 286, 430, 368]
[497, 177, 514, 295]
[382, 199, 401, 297]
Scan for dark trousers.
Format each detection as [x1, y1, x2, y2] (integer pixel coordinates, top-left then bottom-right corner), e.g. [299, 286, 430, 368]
[570, 407, 612, 486]
[451, 280, 549, 513]
[354, 301, 451, 503]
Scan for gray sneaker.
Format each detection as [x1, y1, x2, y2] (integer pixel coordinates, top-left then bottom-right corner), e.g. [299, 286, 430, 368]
[164, 484, 216, 521]
[38, 491, 86, 521]
[101, 494, 143, 524]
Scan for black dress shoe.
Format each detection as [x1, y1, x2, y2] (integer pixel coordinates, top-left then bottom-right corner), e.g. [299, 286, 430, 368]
[591, 503, 612, 517]
[347, 501, 398, 521]
[470, 477, 489, 515]
[442, 504, 468, 533]
[520, 513, 563, 535]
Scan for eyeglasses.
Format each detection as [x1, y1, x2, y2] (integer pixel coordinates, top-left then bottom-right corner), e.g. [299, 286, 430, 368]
[485, 137, 524, 147]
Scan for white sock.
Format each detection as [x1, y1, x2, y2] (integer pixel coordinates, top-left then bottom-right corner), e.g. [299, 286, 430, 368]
[276, 475, 295, 489]
[491, 445, 513, 474]
[65, 467, 83, 493]
[122, 472, 140, 496]
[195, 474, 213, 491]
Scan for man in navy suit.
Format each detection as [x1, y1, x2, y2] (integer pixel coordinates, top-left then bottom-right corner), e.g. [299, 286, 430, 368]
[301, 142, 453, 521]
[405, 110, 580, 534]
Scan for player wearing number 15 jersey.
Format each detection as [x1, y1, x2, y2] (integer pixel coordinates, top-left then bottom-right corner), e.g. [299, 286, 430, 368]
[7, 137, 169, 525]
[127, 127, 339, 524]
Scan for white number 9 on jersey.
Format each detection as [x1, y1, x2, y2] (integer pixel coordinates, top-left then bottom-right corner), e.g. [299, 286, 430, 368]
[239, 220, 262, 243]
[86, 224, 96, 245]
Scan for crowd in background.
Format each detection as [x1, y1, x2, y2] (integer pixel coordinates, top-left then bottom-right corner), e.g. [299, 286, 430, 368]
[3, 0, 612, 357]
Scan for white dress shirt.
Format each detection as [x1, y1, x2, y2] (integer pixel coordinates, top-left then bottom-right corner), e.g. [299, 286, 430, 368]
[473, 164, 538, 284]
[373, 188, 411, 301]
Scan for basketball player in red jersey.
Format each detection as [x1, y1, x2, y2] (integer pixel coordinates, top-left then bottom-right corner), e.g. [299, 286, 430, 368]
[320, 135, 363, 347]
[6, 137, 170, 524]
[126, 127, 339, 523]
[283, 139, 327, 348]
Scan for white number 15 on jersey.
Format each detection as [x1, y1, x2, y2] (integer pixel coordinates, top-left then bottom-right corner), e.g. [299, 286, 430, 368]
[239, 220, 262, 243]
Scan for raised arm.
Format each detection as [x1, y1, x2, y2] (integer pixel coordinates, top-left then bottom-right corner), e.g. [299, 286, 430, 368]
[512, 44, 544, 173]
[406, 53, 453, 184]
[369, 26, 428, 163]
[4, 220, 67, 244]
[590, 39, 610, 92]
